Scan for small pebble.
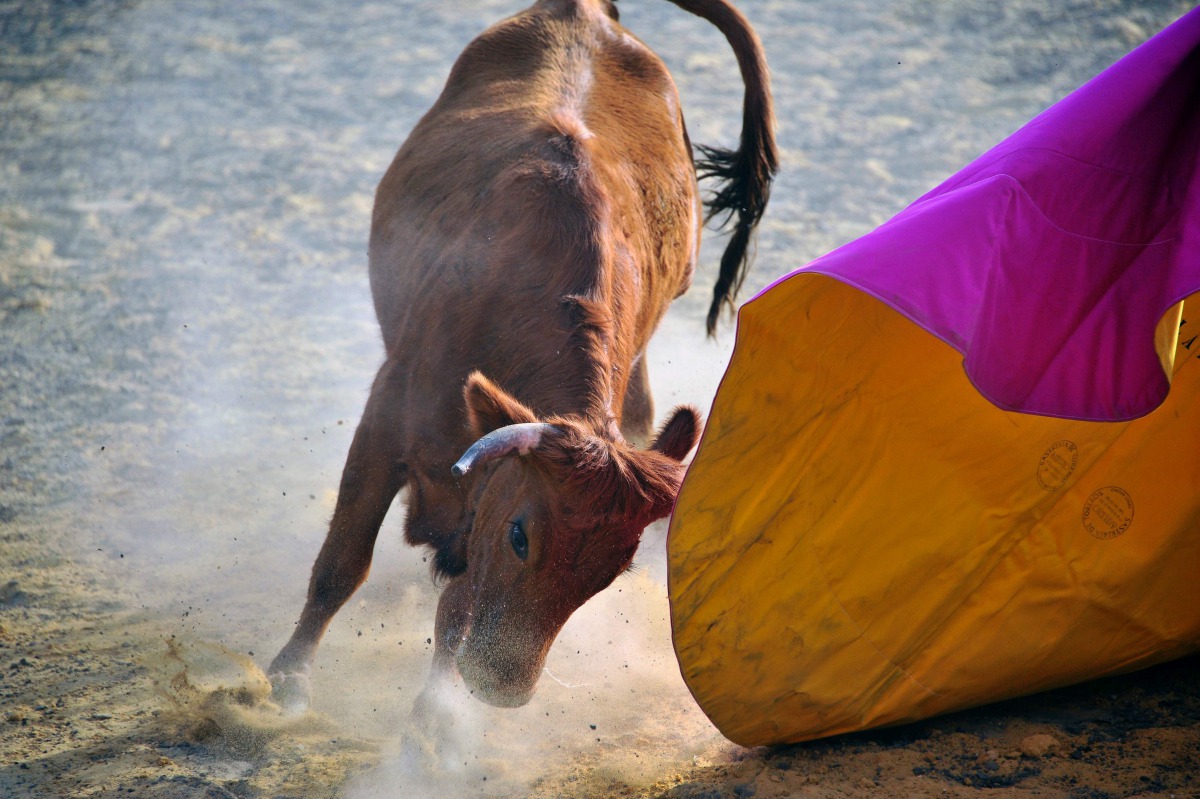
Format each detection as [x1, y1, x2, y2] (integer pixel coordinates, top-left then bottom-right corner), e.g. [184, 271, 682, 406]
[1019, 733, 1060, 758]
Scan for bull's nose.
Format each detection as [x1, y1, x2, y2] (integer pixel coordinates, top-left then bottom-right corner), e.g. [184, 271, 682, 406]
[474, 685, 532, 709]
[456, 654, 536, 708]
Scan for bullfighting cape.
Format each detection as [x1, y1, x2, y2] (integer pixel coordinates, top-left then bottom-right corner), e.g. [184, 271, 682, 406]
[668, 7, 1200, 746]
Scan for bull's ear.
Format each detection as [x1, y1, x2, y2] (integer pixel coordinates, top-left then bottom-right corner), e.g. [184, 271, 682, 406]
[464, 371, 539, 435]
[649, 405, 701, 462]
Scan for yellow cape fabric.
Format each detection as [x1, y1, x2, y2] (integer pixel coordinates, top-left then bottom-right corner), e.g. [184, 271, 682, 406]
[668, 276, 1200, 746]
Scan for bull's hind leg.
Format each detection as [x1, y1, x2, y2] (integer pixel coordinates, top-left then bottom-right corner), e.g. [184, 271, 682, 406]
[268, 360, 407, 712]
[619, 353, 654, 446]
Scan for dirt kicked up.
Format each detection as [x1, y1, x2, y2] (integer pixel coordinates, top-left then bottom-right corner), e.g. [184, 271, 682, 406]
[1, 1, 1197, 797]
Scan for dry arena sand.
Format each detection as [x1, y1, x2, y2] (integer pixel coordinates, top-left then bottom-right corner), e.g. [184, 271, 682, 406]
[1, 0, 1197, 797]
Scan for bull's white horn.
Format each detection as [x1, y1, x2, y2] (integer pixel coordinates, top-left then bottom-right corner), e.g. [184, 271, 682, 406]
[451, 423, 557, 477]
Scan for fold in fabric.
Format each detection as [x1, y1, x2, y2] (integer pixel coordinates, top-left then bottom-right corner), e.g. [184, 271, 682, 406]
[781, 6, 1200, 421]
[669, 8, 1200, 747]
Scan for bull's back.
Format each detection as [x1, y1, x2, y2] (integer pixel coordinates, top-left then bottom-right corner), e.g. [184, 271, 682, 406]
[368, 0, 699, 356]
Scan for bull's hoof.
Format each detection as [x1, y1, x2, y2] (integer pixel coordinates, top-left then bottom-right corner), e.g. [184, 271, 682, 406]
[268, 669, 312, 716]
[397, 727, 440, 774]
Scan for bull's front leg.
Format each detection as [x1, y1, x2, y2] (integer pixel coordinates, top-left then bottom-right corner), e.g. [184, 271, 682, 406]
[404, 575, 473, 767]
[268, 361, 407, 713]
[410, 574, 472, 721]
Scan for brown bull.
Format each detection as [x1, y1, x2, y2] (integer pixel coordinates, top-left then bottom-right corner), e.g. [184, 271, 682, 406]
[268, 0, 776, 711]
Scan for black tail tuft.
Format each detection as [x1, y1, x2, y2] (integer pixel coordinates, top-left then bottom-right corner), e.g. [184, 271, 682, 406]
[696, 141, 775, 335]
[664, 0, 778, 337]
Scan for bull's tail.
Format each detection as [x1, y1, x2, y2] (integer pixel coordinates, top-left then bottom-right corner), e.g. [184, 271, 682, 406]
[665, 0, 778, 335]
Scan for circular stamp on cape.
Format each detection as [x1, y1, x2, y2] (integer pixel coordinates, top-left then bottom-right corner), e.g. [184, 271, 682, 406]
[1082, 486, 1134, 539]
[1036, 440, 1078, 491]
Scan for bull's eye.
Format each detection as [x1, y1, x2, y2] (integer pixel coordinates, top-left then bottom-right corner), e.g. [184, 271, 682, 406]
[509, 520, 528, 561]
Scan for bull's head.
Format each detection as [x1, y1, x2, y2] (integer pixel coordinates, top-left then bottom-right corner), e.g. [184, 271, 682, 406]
[440, 371, 700, 707]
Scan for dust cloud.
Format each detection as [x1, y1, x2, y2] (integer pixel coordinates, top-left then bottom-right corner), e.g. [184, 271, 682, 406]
[129, 307, 736, 798]
[337, 560, 728, 798]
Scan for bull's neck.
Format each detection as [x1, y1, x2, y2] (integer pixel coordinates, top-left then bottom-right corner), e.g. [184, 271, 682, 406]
[512, 292, 630, 439]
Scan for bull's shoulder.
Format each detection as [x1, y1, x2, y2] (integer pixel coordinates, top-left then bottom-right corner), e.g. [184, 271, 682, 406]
[376, 0, 675, 208]
[534, 0, 619, 21]
[368, 0, 696, 332]
[433, 1, 673, 112]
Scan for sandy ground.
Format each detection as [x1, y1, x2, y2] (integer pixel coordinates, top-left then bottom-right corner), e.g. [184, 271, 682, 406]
[1, 0, 1197, 796]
